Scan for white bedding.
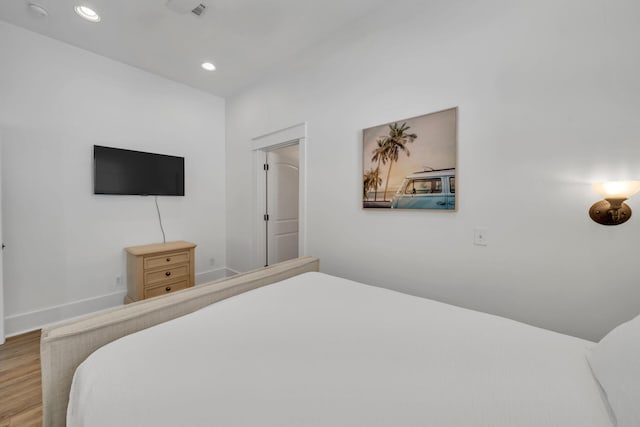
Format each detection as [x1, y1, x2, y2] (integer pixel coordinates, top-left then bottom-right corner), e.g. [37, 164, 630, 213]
[67, 272, 613, 426]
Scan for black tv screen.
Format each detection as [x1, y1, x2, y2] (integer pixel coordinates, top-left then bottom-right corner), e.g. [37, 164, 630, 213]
[94, 145, 184, 196]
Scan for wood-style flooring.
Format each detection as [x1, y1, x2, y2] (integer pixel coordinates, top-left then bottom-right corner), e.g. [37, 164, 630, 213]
[0, 330, 42, 427]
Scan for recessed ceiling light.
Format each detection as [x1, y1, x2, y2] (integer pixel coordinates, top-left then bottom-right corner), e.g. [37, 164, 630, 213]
[201, 62, 216, 71]
[74, 5, 101, 22]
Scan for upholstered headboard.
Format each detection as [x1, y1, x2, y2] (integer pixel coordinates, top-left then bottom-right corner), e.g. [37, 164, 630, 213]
[40, 256, 320, 427]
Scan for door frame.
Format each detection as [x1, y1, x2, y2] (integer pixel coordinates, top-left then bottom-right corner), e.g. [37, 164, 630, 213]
[251, 122, 307, 268]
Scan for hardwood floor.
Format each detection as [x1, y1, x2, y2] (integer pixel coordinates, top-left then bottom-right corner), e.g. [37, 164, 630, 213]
[0, 330, 42, 427]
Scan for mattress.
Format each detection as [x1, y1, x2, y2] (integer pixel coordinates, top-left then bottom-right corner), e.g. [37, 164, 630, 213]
[67, 272, 613, 426]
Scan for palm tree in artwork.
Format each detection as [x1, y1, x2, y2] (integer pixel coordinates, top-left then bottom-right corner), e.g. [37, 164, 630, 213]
[370, 140, 389, 201]
[363, 168, 382, 200]
[380, 122, 417, 201]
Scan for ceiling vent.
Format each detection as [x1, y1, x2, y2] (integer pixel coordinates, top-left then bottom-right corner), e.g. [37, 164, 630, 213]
[191, 4, 206, 16]
[166, 0, 206, 16]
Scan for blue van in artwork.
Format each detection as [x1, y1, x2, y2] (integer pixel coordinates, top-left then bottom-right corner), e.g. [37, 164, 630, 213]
[390, 168, 456, 210]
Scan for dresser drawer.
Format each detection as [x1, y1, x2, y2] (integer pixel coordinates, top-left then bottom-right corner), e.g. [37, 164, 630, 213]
[125, 241, 196, 303]
[144, 279, 189, 299]
[145, 264, 189, 286]
[144, 251, 190, 270]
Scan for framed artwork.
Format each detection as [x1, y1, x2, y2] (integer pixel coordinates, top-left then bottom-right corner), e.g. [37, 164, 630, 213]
[362, 107, 457, 210]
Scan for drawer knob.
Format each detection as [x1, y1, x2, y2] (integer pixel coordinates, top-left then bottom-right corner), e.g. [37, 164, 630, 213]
[165, 287, 171, 292]
[166, 258, 171, 262]
[165, 271, 171, 277]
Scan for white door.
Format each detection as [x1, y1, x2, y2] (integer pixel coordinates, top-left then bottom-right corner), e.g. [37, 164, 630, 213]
[266, 144, 299, 266]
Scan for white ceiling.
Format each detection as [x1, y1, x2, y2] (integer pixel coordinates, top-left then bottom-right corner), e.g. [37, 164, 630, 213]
[0, 0, 387, 97]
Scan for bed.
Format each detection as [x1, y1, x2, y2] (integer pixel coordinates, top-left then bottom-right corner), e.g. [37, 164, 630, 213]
[41, 256, 640, 427]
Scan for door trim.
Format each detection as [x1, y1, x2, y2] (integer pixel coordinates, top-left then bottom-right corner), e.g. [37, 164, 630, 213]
[250, 123, 306, 150]
[251, 122, 307, 268]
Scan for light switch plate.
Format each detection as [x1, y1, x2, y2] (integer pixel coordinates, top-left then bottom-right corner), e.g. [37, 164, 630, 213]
[474, 227, 488, 246]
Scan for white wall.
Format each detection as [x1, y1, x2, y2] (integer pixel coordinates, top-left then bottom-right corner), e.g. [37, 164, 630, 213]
[0, 130, 4, 344]
[0, 21, 226, 336]
[226, 0, 640, 341]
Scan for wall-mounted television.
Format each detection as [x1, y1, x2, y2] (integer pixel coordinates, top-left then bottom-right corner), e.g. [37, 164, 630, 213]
[93, 145, 185, 196]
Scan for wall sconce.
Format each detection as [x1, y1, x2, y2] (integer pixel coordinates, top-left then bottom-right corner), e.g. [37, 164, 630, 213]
[589, 181, 640, 225]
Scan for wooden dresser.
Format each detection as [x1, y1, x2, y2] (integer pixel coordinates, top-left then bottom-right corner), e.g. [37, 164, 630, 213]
[125, 241, 196, 303]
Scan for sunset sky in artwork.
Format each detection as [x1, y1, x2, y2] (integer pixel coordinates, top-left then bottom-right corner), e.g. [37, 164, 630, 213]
[363, 108, 457, 192]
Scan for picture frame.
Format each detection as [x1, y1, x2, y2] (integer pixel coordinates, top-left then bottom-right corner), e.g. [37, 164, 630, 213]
[362, 107, 457, 210]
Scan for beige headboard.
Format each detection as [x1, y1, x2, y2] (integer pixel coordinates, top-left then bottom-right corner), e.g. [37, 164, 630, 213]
[41, 256, 319, 427]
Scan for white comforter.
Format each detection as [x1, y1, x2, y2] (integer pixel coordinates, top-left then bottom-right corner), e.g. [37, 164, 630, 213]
[68, 272, 613, 426]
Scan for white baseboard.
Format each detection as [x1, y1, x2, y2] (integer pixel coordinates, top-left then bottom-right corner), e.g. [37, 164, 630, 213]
[5, 290, 127, 338]
[4, 267, 240, 338]
[225, 267, 241, 276]
[195, 267, 238, 285]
